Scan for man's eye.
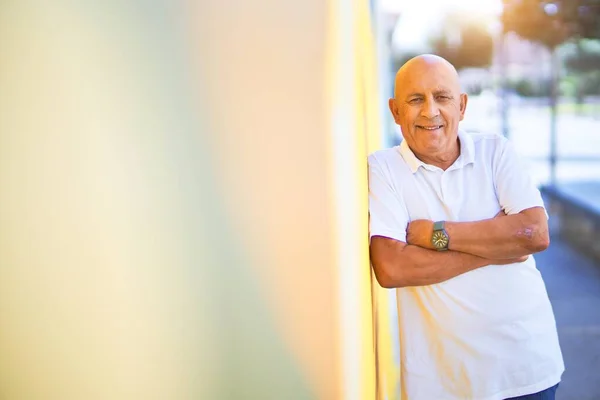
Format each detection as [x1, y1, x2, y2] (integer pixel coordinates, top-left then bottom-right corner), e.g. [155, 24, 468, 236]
[409, 98, 422, 104]
[437, 96, 450, 100]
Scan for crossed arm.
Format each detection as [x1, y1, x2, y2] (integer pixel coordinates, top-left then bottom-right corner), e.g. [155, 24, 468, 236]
[370, 207, 549, 289]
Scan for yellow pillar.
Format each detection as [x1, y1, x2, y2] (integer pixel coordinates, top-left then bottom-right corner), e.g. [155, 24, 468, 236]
[0, 1, 399, 399]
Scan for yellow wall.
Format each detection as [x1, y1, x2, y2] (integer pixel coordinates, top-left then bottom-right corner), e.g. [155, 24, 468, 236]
[0, 1, 399, 399]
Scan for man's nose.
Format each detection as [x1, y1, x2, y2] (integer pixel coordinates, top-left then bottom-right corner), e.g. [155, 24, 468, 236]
[420, 98, 440, 119]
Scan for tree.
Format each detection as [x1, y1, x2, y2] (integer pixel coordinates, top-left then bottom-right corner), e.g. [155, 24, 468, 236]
[502, 0, 600, 184]
[501, 1, 570, 49]
[563, 39, 600, 110]
[430, 14, 495, 71]
[502, 0, 600, 43]
[565, 41, 600, 74]
[558, 1, 600, 39]
[501, 1, 567, 184]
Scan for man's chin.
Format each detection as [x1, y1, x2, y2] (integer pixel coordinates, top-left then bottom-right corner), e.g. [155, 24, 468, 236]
[417, 136, 449, 152]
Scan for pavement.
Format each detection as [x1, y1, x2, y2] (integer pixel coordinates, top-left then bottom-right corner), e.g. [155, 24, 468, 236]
[537, 230, 600, 400]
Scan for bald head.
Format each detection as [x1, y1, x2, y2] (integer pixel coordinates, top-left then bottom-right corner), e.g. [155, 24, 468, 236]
[387, 54, 468, 165]
[393, 54, 461, 99]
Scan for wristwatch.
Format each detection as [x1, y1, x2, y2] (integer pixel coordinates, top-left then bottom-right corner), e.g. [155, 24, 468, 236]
[431, 221, 449, 251]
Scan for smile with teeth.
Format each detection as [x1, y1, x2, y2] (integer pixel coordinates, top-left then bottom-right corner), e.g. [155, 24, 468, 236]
[417, 125, 443, 130]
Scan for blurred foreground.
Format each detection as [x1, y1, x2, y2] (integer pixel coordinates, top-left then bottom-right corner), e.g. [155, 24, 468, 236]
[1, 1, 599, 399]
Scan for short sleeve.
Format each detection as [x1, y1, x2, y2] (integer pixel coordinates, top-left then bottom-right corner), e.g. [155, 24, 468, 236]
[494, 138, 547, 217]
[368, 155, 410, 242]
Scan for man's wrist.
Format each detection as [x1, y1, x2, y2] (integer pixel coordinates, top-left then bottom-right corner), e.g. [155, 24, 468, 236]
[431, 220, 450, 251]
[444, 221, 455, 250]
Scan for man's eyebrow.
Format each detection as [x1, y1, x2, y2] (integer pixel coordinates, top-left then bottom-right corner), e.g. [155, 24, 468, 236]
[433, 89, 453, 96]
[404, 89, 454, 99]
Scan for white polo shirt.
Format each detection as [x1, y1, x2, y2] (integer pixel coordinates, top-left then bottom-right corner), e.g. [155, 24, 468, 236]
[368, 131, 564, 400]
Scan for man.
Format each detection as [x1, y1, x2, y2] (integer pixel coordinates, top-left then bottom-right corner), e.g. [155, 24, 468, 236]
[368, 54, 564, 400]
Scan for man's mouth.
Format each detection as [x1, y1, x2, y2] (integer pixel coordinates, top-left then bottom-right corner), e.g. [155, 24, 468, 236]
[416, 125, 443, 131]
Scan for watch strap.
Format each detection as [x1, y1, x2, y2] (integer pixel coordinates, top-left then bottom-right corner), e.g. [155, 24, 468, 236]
[433, 220, 445, 231]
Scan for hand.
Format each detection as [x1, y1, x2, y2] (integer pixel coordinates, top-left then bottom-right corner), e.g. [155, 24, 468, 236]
[406, 219, 435, 250]
[489, 255, 529, 265]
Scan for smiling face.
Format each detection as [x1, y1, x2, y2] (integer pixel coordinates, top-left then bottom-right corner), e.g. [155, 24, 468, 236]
[389, 55, 468, 164]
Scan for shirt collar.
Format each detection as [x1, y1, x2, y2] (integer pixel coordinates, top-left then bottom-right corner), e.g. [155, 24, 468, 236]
[398, 129, 475, 174]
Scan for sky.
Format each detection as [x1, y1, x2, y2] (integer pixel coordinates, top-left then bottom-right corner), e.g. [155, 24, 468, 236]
[380, 0, 503, 52]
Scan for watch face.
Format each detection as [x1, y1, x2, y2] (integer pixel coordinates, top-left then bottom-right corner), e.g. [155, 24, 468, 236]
[432, 231, 449, 249]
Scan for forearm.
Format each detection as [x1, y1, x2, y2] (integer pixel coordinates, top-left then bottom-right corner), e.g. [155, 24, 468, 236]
[372, 243, 489, 288]
[446, 209, 549, 259]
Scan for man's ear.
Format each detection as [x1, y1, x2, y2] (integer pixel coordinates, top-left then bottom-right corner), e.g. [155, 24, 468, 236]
[459, 93, 468, 121]
[388, 98, 400, 123]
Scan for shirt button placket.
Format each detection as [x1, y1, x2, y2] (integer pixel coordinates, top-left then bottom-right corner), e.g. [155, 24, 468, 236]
[440, 171, 453, 216]
[440, 171, 446, 202]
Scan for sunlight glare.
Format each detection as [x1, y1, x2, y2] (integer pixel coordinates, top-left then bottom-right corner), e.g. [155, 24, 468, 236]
[384, 0, 502, 53]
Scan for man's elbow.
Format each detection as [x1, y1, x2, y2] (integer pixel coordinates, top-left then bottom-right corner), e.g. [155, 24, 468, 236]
[525, 230, 550, 253]
[519, 209, 550, 252]
[371, 259, 407, 289]
[533, 233, 550, 252]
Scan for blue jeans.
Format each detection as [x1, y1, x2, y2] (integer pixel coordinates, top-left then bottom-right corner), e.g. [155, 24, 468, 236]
[505, 383, 559, 400]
